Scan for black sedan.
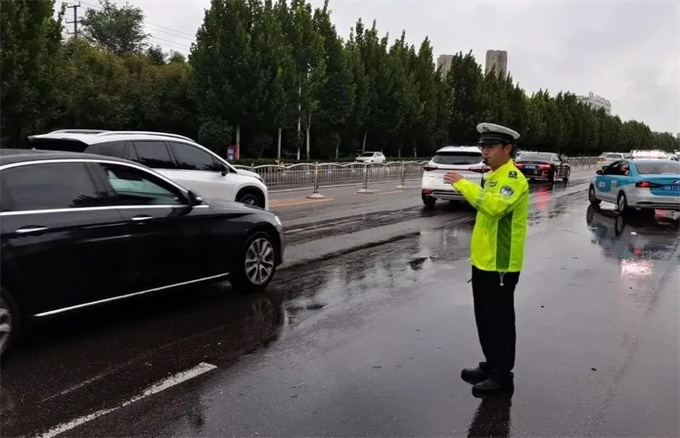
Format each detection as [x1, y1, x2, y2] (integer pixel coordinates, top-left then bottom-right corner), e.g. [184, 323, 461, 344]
[515, 152, 571, 183]
[0, 149, 285, 355]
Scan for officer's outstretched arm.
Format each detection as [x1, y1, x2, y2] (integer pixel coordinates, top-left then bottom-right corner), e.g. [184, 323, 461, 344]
[453, 178, 527, 218]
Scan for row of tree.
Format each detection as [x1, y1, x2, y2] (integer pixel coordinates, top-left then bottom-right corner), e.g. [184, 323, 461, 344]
[2, 0, 678, 159]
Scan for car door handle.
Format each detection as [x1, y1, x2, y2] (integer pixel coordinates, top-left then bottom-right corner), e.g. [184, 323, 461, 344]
[15, 225, 48, 235]
[131, 215, 154, 223]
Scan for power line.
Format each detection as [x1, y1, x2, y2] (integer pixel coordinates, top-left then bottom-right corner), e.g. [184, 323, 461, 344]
[78, 0, 196, 41]
[65, 2, 83, 37]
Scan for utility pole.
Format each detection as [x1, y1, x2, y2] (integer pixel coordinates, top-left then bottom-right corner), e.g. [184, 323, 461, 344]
[66, 2, 82, 38]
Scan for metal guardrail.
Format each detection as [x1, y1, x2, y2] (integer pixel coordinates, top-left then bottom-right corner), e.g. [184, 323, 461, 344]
[234, 157, 601, 193]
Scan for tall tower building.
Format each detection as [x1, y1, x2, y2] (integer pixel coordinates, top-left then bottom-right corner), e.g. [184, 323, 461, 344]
[437, 54, 454, 76]
[485, 50, 507, 75]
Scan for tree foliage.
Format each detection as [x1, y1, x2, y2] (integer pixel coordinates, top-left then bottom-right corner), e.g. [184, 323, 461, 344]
[2, 0, 678, 157]
[80, 0, 149, 55]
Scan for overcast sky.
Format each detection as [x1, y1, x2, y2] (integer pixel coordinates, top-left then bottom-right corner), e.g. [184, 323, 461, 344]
[83, 0, 679, 135]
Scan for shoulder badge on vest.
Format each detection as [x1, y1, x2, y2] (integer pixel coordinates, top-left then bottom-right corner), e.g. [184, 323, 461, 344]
[489, 181, 497, 187]
[500, 185, 515, 198]
[509, 170, 517, 179]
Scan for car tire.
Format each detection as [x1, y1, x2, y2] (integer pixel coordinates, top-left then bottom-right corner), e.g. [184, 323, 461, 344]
[236, 190, 264, 209]
[586, 205, 596, 224]
[589, 185, 601, 206]
[423, 197, 436, 209]
[617, 191, 629, 213]
[563, 168, 570, 182]
[230, 231, 278, 294]
[549, 168, 556, 184]
[0, 288, 20, 359]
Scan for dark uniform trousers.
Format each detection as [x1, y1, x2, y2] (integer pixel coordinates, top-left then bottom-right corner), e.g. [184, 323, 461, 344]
[471, 266, 520, 378]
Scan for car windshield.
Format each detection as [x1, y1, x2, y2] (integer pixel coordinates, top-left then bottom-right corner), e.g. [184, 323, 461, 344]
[635, 161, 680, 175]
[606, 153, 623, 159]
[518, 153, 552, 161]
[360, 152, 376, 157]
[432, 151, 482, 165]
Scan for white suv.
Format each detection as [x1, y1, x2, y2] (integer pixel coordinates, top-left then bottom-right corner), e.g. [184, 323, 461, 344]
[28, 130, 269, 209]
[355, 151, 386, 164]
[421, 146, 489, 208]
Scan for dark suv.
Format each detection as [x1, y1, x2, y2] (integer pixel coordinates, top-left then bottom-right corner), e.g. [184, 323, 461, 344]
[0, 149, 284, 356]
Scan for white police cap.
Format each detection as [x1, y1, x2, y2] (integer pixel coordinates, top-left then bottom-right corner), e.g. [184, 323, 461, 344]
[476, 122, 520, 145]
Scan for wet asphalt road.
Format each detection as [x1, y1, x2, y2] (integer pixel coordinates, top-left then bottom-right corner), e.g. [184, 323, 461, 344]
[2, 170, 679, 437]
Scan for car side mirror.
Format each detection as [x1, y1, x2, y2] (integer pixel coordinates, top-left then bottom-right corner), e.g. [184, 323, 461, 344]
[187, 190, 203, 206]
[596, 169, 603, 175]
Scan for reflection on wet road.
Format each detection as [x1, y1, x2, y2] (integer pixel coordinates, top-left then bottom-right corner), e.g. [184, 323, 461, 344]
[2, 174, 679, 438]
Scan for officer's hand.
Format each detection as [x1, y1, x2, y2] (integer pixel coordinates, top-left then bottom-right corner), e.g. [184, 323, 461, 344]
[444, 172, 465, 185]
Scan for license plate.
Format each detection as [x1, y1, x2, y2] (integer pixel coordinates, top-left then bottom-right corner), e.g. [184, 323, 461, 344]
[665, 185, 680, 192]
[525, 165, 535, 169]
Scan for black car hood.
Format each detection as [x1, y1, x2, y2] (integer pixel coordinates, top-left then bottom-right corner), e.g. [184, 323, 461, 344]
[203, 197, 269, 215]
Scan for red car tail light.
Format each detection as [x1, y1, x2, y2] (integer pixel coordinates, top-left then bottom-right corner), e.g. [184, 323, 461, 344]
[635, 181, 661, 188]
[467, 166, 491, 173]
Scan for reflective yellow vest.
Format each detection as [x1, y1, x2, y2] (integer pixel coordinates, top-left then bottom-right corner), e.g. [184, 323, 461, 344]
[453, 160, 529, 273]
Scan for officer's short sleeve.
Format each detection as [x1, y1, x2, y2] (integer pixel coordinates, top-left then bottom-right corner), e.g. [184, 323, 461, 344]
[454, 170, 528, 218]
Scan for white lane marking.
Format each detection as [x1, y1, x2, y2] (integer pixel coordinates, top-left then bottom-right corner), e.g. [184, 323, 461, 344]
[34, 362, 217, 438]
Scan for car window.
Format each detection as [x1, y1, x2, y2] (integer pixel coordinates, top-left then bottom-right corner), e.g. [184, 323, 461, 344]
[635, 161, 680, 175]
[84, 141, 126, 158]
[518, 153, 552, 161]
[432, 151, 482, 165]
[28, 138, 89, 153]
[606, 153, 623, 159]
[130, 141, 175, 169]
[603, 161, 623, 175]
[168, 142, 218, 171]
[96, 163, 185, 206]
[360, 152, 374, 157]
[0, 162, 102, 211]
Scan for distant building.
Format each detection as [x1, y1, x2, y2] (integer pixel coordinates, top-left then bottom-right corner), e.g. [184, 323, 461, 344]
[676, 132, 680, 140]
[437, 54, 454, 76]
[576, 91, 611, 115]
[485, 50, 507, 75]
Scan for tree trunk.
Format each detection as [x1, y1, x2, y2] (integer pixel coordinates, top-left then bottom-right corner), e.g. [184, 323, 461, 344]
[235, 125, 241, 149]
[277, 128, 282, 160]
[305, 113, 312, 160]
[362, 131, 368, 153]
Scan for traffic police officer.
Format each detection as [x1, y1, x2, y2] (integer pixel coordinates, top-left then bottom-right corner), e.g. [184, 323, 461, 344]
[443, 122, 529, 392]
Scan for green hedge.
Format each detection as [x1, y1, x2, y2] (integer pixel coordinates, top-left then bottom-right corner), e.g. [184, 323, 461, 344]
[231, 157, 431, 166]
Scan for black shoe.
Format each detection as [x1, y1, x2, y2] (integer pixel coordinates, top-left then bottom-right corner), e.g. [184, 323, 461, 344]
[472, 375, 514, 393]
[461, 363, 489, 383]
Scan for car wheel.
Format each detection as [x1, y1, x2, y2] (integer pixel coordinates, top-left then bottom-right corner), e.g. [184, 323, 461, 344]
[236, 191, 264, 208]
[549, 168, 556, 184]
[614, 214, 625, 236]
[563, 168, 570, 182]
[423, 197, 436, 209]
[617, 191, 629, 213]
[589, 185, 601, 206]
[0, 289, 20, 358]
[230, 231, 277, 294]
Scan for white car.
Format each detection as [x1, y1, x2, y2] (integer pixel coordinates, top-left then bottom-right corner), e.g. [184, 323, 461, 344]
[28, 130, 270, 209]
[421, 146, 489, 208]
[355, 151, 386, 164]
[597, 152, 626, 169]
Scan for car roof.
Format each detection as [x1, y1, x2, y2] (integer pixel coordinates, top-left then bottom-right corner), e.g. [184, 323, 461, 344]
[27, 130, 196, 146]
[630, 158, 678, 164]
[435, 146, 481, 154]
[0, 148, 133, 167]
